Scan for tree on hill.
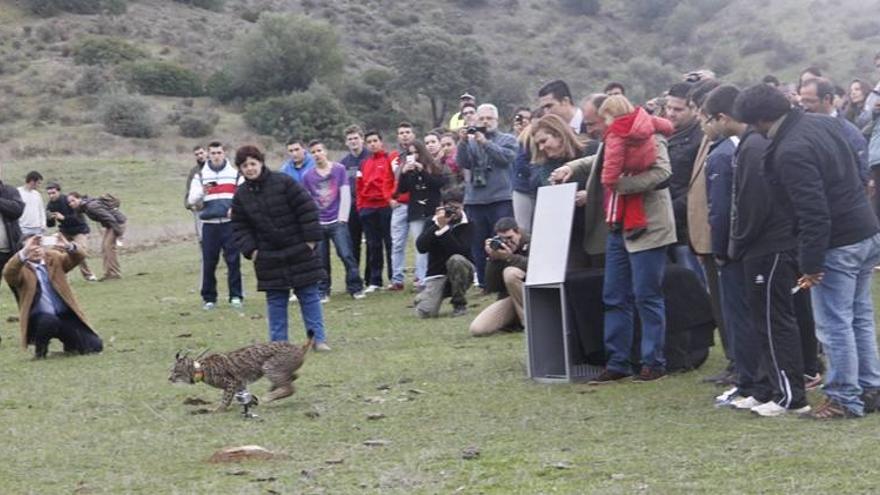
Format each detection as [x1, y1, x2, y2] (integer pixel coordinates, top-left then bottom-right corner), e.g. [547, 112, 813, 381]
[388, 28, 492, 128]
[212, 13, 344, 101]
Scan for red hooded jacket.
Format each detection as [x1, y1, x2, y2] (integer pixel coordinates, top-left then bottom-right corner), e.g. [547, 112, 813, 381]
[601, 107, 674, 186]
[357, 149, 395, 210]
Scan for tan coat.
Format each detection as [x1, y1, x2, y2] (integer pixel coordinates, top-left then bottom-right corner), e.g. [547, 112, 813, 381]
[566, 135, 677, 255]
[686, 135, 713, 255]
[3, 247, 96, 349]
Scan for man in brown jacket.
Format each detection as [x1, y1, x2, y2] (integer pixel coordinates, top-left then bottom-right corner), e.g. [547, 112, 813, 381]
[67, 192, 126, 281]
[3, 235, 103, 358]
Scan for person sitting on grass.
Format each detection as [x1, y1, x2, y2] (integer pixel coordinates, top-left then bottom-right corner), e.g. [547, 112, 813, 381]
[468, 217, 530, 336]
[413, 187, 474, 318]
[3, 234, 102, 359]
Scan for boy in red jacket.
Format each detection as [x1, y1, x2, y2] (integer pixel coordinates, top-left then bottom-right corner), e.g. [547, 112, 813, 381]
[600, 95, 674, 240]
[357, 131, 395, 291]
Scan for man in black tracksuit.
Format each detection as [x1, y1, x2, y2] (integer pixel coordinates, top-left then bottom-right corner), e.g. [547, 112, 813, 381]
[735, 84, 880, 419]
[706, 85, 807, 416]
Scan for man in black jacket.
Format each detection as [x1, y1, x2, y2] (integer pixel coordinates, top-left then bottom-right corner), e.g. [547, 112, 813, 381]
[666, 82, 706, 286]
[45, 182, 95, 281]
[735, 84, 880, 419]
[0, 177, 24, 344]
[707, 85, 808, 417]
[414, 188, 474, 318]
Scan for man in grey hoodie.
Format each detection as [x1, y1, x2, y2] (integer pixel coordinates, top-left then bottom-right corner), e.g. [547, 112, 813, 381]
[455, 103, 517, 288]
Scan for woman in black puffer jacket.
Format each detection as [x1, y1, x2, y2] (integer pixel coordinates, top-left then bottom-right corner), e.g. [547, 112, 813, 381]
[230, 145, 330, 350]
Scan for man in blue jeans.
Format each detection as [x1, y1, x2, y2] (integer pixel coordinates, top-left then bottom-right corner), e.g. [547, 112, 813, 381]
[303, 140, 365, 301]
[736, 84, 880, 419]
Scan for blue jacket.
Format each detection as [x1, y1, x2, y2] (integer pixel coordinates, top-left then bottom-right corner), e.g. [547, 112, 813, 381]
[456, 130, 517, 205]
[511, 145, 533, 194]
[279, 153, 316, 183]
[705, 137, 738, 259]
[834, 114, 869, 184]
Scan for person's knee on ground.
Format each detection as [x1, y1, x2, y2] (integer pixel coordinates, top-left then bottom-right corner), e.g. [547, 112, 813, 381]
[415, 276, 446, 318]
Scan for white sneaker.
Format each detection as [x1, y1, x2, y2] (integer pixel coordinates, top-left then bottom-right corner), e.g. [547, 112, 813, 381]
[363, 284, 381, 294]
[230, 297, 243, 310]
[86, 275, 98, 282]
[351, 291, 366, 300]
[314, 342, 331, 352]
[202, 301, 215, 311]
[320, 295, 330, 304]
[751, 401, 811, 417]
[731, 396, 763, 410]
[289, 293, 298, 303]
[714, 387, 740, 407]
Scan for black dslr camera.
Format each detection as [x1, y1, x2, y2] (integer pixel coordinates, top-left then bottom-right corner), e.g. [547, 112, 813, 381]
[488, 236, 505, 251]
[467, 126, 489, 135]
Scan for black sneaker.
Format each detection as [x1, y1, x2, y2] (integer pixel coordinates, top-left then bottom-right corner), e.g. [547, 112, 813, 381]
[588, 369, 630, 385]
[451, 305, 467, 317]
[862, 389, 880, 414]
[633, 367, 666, 382]
[34, 342, 48, 359]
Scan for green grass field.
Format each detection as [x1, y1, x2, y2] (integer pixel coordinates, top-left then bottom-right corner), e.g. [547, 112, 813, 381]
[1, 159, 880, 494]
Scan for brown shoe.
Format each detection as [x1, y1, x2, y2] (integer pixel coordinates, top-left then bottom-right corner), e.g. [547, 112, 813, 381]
[588, 369, 630, 385]
[633, 367, 667, 383]
[808, 399, 859, 420]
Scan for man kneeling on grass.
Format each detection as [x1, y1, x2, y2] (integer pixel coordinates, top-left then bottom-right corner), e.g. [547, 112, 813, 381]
[3, 235, 102, 359]
[413, 187, 474, 318]
[469, 217, 529, 336]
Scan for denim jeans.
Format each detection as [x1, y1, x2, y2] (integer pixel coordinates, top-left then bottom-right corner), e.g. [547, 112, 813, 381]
[409, 219, 428, 285]
[265, 283, 326, 343]
[359, 207, 392, 287]
[317, 222, 364, 296]
[668, 243, 706, 288]
[603, 232, 668, 374]
[390, 203, 409, 284]
[811, 233, 880, 415]
[465, 200, 514, 287]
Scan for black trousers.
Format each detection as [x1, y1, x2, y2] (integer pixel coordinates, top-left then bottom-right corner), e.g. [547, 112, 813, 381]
[30, 312, 103, 355]
[793, 288, 821, 376]
[347, 201, 367, 282]
[743, 251, 806, 409]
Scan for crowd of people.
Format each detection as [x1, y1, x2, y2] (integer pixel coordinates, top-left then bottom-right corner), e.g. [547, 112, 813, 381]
[6, 50, 880, 422]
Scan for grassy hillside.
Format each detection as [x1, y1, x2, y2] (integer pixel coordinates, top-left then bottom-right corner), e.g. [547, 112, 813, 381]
[0, 0, 879, 162]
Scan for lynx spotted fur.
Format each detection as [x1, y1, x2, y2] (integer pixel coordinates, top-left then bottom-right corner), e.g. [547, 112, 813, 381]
[169, 337, 312, 411]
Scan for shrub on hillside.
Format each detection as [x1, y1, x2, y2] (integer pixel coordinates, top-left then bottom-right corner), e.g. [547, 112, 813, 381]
[100, 94, 159, 138]
[123, 60, 204, 97]
[178, 113, 218, 138]
[214, 13, 344, 101]
[26, 0, 127, 16]
[559, 0, 600, 16]
[75, 67, 109, 95]
[244, 85, 349, 147]
[765, 40, 804, 70]
[341, 69, 403, 132]
[172, 0, 225, 10]
[73, 36, 147, 66]
[847, 20, 880, 41]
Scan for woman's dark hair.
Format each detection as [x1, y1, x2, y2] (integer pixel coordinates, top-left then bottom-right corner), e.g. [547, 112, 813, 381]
[850, 79, 872, 104]
[234, 145, 265, 167]
[408, 140, 441, 175]
[732, 84, 791, 125]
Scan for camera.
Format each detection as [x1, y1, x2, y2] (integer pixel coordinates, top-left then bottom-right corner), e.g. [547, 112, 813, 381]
[514, 114, 526, 123]
[443, 205, 460, 217]
[466, 126, 488, 135]
[488, 236, 505, 251]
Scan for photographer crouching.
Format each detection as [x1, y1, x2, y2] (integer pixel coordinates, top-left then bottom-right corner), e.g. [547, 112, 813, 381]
[413, 187, 474, 318]
[469, 217, 530, 336]
[3, 234, 102, 358]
